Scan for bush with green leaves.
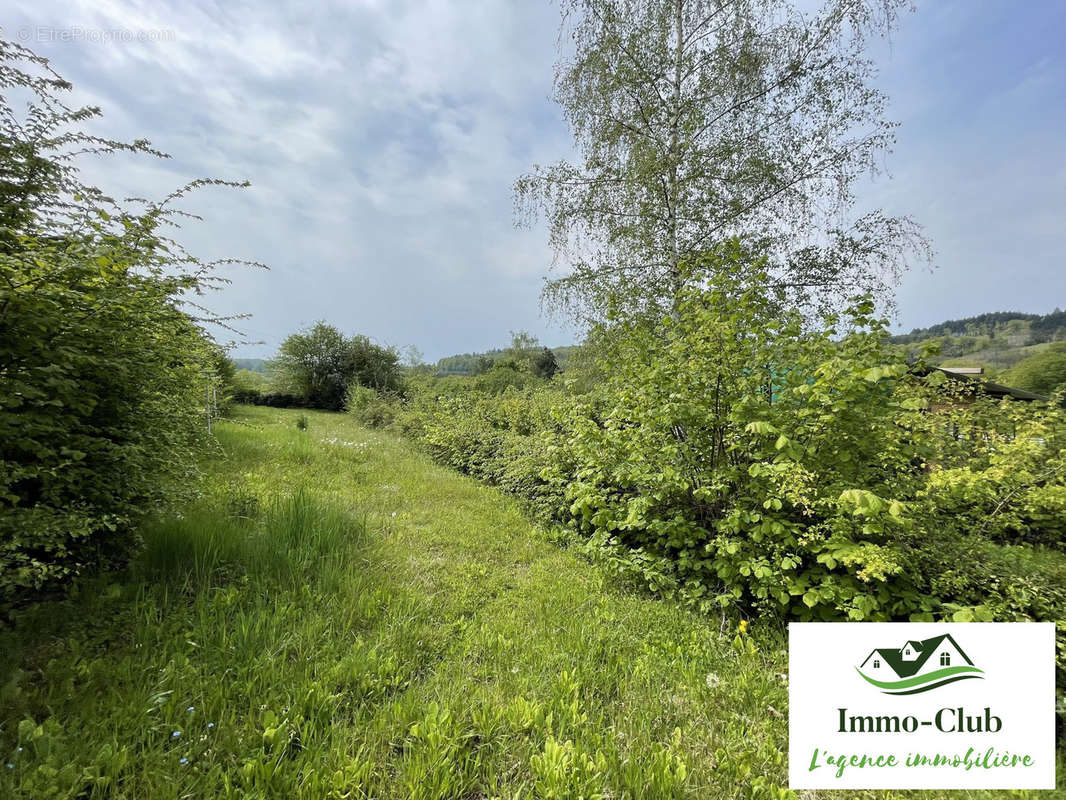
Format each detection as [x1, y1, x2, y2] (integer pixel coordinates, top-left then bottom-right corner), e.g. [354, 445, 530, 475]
[271, 323, 403, 410]
[345, 384, 399, 429]
[1004, 344, 1066, 398]
[551, 248, 1066, 625]
[0, 40, 248, 606]
[389, 378, 571, 523]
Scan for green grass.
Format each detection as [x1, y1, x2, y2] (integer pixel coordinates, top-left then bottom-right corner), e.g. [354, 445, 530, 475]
[0, 407, 1058, 798]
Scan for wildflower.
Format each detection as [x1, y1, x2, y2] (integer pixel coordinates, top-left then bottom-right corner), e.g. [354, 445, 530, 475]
[180, 757, 189, 765]
[6, 763, 13, 769]
[172, 731, 182, 739]
[738, 619, 749, 635]
[207, 722, 215, 729]
[187, 706, 195, 713]
[705, 673, 721, 689]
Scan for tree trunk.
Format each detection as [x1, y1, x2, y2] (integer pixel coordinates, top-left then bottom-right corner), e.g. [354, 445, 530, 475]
[668, 0, 684, 311]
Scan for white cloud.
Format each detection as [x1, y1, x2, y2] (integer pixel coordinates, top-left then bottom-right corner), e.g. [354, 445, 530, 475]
[5, 0, 1063, 355]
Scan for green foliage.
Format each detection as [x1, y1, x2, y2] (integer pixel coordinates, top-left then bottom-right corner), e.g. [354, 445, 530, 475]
[345, 384, 399, 429]
[229, 368, 269, 403]
[388, 377, 571, 523]
[1004, 345, 1066, 397]
[556, 249, 925, 618]
[516, 0, 924, 322]
[390, 247, 1066, 643]
[435, 343, 579, 376]
[474, 361, 534, 394]
[0, 231, 217, 603]
[554, 249, 1066, 624]
[532, 347, 560, 380]
[272, 322, 402, 410]
[0, 407, 816, 800]
[0, 40, 248, 606]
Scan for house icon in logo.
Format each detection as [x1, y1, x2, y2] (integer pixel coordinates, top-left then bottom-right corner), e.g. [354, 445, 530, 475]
[857, 633, 984, 695]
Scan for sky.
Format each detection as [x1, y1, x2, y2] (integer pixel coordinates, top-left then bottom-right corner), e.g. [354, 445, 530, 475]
[3, 0, 1064, 361]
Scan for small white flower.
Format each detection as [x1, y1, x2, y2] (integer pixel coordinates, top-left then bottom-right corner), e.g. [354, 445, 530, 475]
[705, 673, 721, 689]
[172, 731, 182, 738]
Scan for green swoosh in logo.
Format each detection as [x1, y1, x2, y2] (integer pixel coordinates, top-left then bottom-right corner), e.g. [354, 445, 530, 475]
[856, 665, 984, 695]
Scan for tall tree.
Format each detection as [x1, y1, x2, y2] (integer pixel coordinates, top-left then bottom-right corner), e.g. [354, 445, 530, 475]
[271, 323, 403, 410]
[516, 0, 928, 322]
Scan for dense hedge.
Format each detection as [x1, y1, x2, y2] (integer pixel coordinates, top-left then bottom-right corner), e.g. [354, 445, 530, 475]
[354, 260, 1066, 690]
[0, 40, 240, 608]
[234, 391, 317, 409]
[0, 222, 222, 606]
[368, 345, 1066, 624]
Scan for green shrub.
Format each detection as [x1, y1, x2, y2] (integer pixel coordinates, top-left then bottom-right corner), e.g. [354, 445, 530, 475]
[272, 323, 403, 410]
[1004, 345, 1066, 397]
[0, 214, 229, 607]
[345, 384, 400, 428]
[554, 248, 1066, 624]
[0, 40, 245, 607]
[394, 379, 571, 523]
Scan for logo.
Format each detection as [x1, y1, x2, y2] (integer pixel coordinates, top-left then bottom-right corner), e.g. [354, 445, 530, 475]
[856, 633, 983, 695]
[789, 623, 1055, 789]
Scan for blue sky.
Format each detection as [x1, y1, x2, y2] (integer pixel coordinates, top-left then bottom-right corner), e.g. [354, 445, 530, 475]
[4, 1, 1064, 360]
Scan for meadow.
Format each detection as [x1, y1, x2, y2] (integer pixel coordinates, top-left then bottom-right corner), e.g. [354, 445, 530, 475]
[1, 406, 1060, 798]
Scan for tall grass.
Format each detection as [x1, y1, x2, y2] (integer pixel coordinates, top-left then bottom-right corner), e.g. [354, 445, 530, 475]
[137, 490, 365, 591]
[1, 407, 1059, 798]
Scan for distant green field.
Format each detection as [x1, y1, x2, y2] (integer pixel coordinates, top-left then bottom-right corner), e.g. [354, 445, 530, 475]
[1, 407, 1061, 797]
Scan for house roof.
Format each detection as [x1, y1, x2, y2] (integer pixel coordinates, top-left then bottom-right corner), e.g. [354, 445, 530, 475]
[863, 634, 973, 678]
[912, 366, 1048, 402]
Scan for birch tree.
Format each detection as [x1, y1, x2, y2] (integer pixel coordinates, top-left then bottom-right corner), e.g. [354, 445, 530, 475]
[516, 0, 928, 322]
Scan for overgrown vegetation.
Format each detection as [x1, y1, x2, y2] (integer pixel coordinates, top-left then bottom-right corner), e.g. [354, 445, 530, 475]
[5, 407, 1059, 797]
[0, 408, 795, 799]
[263, 322, 402, 411]
[0, 40, 248, 608]
[4, 2, 1064, 793]
[357, 248, 1066, 705]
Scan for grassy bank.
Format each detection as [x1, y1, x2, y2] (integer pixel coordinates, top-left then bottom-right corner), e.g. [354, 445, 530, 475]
[0, 407, 1057, 797]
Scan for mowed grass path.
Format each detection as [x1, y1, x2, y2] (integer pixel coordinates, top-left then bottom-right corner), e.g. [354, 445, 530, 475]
[0, 407, 1051, 798]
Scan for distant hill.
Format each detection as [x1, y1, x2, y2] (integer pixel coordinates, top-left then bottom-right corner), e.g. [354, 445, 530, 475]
[891, 309, 1066, 373]
[233, 358, 268, 373]
[436, 345, 578, 376]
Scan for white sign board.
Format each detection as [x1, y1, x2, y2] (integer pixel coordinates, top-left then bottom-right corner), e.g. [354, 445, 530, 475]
[789, 622, 1056, 790]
